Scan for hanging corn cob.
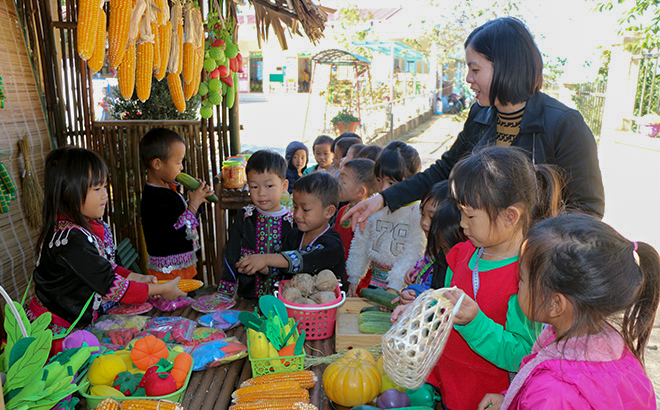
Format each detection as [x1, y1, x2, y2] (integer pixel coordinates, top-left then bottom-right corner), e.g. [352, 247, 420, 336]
[136, 0, 155, 102]
[167, 72, 186, 112]
[182, 3, 195, 85]
[107, 0, 135, 68]
[166, 1, 185, 111]
[155, 14, 171, 80]
[117, 41, 136, 99]
[88, 8, 107, 73]
[151, 18, 160, 73]
[77, 0, 103, 60]
[184, 6, 203, 99]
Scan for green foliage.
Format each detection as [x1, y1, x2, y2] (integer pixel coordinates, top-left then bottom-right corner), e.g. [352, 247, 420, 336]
[331, 109, 360, 124]
[566, 82, 607, 137]
[633, 56, 660, 117]
[333, 5, 375, 59]
[106, 79, 200, 120]
[597, 0, 660, 53]
[542, 54, 567, 88]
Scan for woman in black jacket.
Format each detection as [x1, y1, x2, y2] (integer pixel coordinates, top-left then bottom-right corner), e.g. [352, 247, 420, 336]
[343, 17, 604, 230]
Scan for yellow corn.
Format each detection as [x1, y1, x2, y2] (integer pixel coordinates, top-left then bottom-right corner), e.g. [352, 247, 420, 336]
[119, 399, 185, 410]
[151, 21, 160, 72]
[94, 398, 120, 410]
[136, 42, 153, 102]
[167, 72, 186, 112]
[154, 0, 164, 25]
[156, 279, 203, 291]
[232, 381, 302, 400]
[192, 45, 204, 95]
[229, 401, 318, 410]
[239, 370, 317, 389]
[77, 0, 101, 60]
[234, 388, 309, 404]
[118, 41, 136, 99]
[107, 0, 134, 68]
[155, 21, 171, 80]
[88, 9, 107, 73]
[182, 42, 195, 85]
[176, 21, 183, 75]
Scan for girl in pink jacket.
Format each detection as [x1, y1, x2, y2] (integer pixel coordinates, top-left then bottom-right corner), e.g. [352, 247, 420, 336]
[479, 214, 659, 410]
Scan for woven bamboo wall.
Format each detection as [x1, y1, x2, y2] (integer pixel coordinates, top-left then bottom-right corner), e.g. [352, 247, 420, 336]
[0, 0, 51, 302]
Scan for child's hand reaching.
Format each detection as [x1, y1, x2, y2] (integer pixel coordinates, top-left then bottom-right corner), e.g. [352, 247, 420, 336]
[236, 254, 270, 275]
[157, 276, 186, 300]
[445, 289, 479, 325]
[187, 178, 214, 214]
[391, 303, 411, 323]
[127, 272, 157, 284]
[348, 283, 358, 297]
[404, 267, 417, 286]
[392, 289, 416, 305]
[478, 394, 504, 410]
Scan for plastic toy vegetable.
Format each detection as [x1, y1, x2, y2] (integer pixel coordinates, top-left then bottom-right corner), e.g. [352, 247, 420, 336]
[170, 352, 193, 389]
[376, 389, 411, 409]
[130, 335, 169, 370]
[342, 348, 376, 364]
[322, 357, 381, 407]
[88, 354, 128, 386]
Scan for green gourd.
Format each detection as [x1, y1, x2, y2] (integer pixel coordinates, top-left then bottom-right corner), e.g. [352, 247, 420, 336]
[358, 321, 391, 334]
[175, 172, 219, 202]
[358, 311, 393, 324]
[359, 288, 399, 310]
[359, 306, 381, 314]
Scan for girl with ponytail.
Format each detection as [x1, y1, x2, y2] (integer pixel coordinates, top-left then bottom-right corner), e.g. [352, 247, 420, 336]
[479, 214, 659, 410]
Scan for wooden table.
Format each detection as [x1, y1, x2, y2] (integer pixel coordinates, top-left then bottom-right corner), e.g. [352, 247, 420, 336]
[140, 296, 335, 410]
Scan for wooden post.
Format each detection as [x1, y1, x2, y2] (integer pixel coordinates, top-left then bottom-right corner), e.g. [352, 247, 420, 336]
[229, 94, 241, 155]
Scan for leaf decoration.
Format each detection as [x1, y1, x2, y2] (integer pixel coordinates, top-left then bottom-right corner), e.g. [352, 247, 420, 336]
[4, 328, 52, 392]
[5, 377, 46, 409]
[30, 312, 52, 335]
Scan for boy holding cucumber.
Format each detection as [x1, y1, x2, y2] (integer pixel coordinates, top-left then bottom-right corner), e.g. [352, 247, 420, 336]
[139, 128, 215, 281]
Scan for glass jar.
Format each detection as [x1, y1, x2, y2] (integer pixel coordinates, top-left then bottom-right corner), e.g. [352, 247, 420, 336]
[222, 159, 246, 189]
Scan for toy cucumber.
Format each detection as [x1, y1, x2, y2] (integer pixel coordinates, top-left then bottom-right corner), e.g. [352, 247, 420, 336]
[359, 288, 399, 310]
[175, 172, 218, 202]
[226, 72, 237, 109]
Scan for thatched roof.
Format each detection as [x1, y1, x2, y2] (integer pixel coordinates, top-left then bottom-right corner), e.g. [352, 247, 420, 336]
[246, 0, 330, 50]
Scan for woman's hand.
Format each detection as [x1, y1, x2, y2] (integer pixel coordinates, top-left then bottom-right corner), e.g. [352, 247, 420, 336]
[348, 283, 358, 297]
[187, 178, 214, 213]
[160, 277, 186, 300]
[404, 267, 417, 286]
[445, 289, 479, 325]
[128, 272, 157, 284]
[392, 289, 416, 306]
[477, 394, 504, 410]
[391, 303, 411, 323]
[341, 194, 384, 232]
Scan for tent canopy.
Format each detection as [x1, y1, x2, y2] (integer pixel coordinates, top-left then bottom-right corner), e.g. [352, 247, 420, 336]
[311, 49, 371, 66]
[352, 40, 427, 65]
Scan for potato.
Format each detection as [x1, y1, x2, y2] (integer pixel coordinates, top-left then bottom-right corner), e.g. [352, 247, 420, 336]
[291, 273, 315, 296]
[311, 291, 337, 305]
[314, 269, 339, 292]
[282, 287, 302, 303]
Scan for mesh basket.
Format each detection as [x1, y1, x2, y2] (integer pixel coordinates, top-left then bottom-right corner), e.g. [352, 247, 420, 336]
[247, 318, 305, 377]
[275, 280, 346, 340]
[382, 287, 459, 389]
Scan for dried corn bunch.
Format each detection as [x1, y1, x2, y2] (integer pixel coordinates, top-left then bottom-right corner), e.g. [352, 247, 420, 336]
[88, 8, 107, 73]
[117, 41, 136, 99]
[155, 17, 171, 80]
[232, 381, 302, 400]
[136, 0, 155, 102]
[167, 2, 184, 75]
[167, 72, 185, 112]
[107, 0, 135, 68]
[120, 399, 185, 410]
[233, 388, 309, 404]
[95, 398, 120, 410]
[239, 370, 317, 389]
[229, 402, 318, 410]
[151, 20, 160, 73]
[77, 0, 103, 60]
[182, 3, 194, 85]
[126, 0, 148, 49]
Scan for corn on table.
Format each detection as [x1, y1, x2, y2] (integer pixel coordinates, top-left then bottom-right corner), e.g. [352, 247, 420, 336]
[79, 296, 336, 410]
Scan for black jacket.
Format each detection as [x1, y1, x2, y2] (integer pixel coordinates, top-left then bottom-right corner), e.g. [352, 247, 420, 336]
[382, 92, 605, 218]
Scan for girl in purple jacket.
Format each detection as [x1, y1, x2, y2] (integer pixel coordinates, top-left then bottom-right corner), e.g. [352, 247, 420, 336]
[479, 214, 659, 410]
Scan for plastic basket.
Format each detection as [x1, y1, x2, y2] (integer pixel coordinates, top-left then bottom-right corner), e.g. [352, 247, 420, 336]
[274, 280, 346, 340]
[247, 318, 305, 377]
[78, 363, 193, 409]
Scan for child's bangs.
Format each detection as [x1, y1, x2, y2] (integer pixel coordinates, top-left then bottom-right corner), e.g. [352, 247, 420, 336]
[87, 153, 109, 187]
[374, 149, 404, 182]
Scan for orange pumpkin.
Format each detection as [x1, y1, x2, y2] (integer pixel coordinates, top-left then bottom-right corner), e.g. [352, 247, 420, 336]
[323, 357, 382, 407]
[342, 348, 376, 365]
[130, 335, 169, 370]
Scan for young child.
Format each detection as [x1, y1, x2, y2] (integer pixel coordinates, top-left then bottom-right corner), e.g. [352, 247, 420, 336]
[424, 146, 563, 410]
[139, 128, 214, 280]
[339, 143, 365, 169]
[218, 150, 295, 298]
[235, 172, 346, 287]
[356, 144, 382, 161]
[331, 135, 362, 174]
[335, 159, 378, 265]
[285, 141, 308, 194]
[346, 141, 426, 296]
[478, 214, 659, 410]
[303, 135, 334, 175]
[28, 147, 184, 338]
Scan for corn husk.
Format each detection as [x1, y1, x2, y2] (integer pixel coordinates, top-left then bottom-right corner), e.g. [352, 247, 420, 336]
[17, 137, 43, 229]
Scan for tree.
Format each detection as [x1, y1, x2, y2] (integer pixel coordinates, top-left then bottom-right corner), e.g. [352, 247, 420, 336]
[597, 0, 660, 52]
[106, 78, 200, 120]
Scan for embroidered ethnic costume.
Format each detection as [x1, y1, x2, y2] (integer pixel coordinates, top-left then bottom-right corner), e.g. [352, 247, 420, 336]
[219, 205, 294, 298]
[28, 217, 148, 328]
[141, 183, 201, 280]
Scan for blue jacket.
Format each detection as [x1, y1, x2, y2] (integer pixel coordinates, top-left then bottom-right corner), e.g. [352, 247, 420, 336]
[381, 92, 605, 218]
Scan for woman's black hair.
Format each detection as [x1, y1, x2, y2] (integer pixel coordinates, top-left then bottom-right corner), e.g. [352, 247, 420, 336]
[374, 140, 421, 182]
[38, 147, 109, 252]
[465, 17, 543, 106]
[139, 127, 185, 169]
[521, 214, 660, 365]
[449, 146, 562, 234]
[356, 145, 382, 161]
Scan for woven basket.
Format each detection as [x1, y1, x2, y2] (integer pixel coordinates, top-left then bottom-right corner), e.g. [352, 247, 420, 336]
[381, 287, 459, 389]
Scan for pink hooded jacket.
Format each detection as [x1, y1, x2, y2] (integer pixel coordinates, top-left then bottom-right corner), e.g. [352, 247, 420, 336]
[501, 324, 656, 410]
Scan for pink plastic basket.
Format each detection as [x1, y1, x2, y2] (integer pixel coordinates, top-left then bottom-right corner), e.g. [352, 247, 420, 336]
[274, 280, 346, 340]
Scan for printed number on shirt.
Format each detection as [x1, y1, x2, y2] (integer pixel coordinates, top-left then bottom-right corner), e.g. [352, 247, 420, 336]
[372, 220, 409, 256]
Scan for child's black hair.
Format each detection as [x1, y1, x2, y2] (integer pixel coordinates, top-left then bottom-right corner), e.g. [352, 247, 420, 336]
[333, 137, 362, 156]
[521, 214, 660, 365]
[139, 127, 185, 169]
[331, 133, 362, 152]
[343, 159, 378, 197]
[293, 172, 340, 209]
[38, 147, 109, 252]
[429, 199, 465, 289]
[449, 146, 562, 234]
[245, 149, 287, 181]
[356, 145, 382, 161]
[373, 140, 421, 182]
[313, 135, 334, 149]
[347, 144, 366, 157]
